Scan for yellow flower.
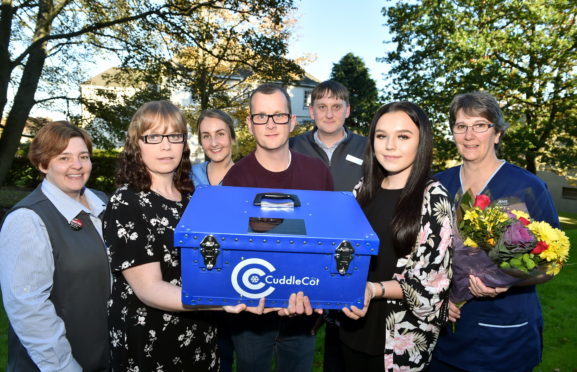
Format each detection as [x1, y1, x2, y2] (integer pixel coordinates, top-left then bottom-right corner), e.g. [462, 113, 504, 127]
[498, 212, 510, 223]
[464, 210, 479, 221]
[511, 210, 530, 220]
[528, 221, 555, 242]
[529, 221, 571, 264]
[545, 262, 562, 276]
[486, 238, 496, 246]
[540, 247, 559, 262]
[464, 237, 478, 248]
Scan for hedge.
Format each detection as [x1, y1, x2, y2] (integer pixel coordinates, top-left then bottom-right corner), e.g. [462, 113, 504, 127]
[6, 149, 120, 194]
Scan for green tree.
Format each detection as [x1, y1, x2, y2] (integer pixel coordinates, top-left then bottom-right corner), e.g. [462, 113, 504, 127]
[0, 0, 296, 186]
[381, 0, 577, 174]
[81, 4, 301, 148]
[330, 53, 380, 133]
[163, 7, 302, 112]
[80, 69, 172, 149]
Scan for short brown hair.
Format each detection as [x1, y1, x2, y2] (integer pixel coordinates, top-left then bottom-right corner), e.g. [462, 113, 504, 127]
[449, 91, 509, 135]
[249, 83, 292, 114]
[117, 101, 193, 194]
[449, 91, 510, 151]
[311, 80, 349, 106]
[28, 120, 92, 171]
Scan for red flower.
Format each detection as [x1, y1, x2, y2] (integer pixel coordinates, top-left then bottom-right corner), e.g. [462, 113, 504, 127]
[518, 217, 530, 226]
[473, 195, 491, 210]
[531, 241, 549, 254]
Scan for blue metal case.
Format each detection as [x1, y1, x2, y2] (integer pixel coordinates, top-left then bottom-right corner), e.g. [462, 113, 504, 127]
[175, 185, 379, 309]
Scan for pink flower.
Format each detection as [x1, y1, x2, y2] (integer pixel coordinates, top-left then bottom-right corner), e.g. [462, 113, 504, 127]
[424, 271, 450, 294]
[437, 218, 452, 256]
[392, 366, 413, 372]
[419, 222, 431, 245]
[392, 333, 416, 355]
[473, 194, 491, 210]
[384, 354, 394, 369]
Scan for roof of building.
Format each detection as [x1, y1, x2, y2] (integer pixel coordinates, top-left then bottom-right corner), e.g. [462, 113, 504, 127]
[83, 67, 319, 88]
[82, 67, 150, 88]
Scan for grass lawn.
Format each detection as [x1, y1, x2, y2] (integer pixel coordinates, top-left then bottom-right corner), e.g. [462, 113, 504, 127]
[534, 219, 577, 372]
[559, 211, 577, 230]
[0, 199, 575, 370]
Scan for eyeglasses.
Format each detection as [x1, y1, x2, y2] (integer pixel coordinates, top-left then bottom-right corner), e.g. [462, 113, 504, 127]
[140, 133, 186, 144]
[250, 113, 291, 125]
[452, 122, 495, 134]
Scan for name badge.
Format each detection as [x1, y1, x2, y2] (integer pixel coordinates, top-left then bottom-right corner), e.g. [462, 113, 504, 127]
[346, 154, 363, 166]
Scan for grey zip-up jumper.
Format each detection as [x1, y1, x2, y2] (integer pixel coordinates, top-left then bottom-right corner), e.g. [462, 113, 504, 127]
[290, 127, 367, 191]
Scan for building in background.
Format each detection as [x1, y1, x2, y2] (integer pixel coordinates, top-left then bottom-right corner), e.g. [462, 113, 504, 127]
[80, 67, 319, 162]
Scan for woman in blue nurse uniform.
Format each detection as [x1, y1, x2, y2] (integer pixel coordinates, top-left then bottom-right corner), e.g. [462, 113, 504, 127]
[430, 91, 559, 372]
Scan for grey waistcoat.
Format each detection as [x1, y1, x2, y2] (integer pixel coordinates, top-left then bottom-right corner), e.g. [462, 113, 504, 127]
[4, 185, 110, 372]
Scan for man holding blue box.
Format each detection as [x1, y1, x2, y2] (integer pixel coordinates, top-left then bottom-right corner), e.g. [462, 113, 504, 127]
[223, 83, 333, 372]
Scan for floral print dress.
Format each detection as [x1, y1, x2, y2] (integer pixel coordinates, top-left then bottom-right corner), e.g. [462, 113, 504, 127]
[103, 185, 218, 372]
[384, 181, 453, 371]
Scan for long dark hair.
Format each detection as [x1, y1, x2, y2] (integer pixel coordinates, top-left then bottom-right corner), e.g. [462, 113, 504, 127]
[117, 101, 193, 194]
[357, 102, 433, 257]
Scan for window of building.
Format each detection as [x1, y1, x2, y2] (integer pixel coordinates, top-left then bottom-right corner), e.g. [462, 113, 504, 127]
[562, 187, 577, 200]
[303, 90, 312, 109]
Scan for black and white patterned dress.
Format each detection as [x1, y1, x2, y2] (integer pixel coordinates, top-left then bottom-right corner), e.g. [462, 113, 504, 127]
[103, 185, 218, 372]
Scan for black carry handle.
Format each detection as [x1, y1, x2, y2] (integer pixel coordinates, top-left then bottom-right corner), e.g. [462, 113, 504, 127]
[253, 192, 301, 207]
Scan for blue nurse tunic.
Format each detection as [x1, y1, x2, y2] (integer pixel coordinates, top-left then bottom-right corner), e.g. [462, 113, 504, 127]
[432, 162, 559, 372]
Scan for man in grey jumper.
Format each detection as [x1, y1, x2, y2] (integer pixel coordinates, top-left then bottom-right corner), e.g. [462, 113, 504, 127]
[291, 80, 368, 372]
[290, 80, 367, 192]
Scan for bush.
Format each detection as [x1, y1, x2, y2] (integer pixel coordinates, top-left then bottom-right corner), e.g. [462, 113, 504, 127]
[5, 149, 120, 194]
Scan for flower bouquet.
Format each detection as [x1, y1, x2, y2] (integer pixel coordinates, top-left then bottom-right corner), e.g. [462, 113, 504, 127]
[450, 191, 570, 303]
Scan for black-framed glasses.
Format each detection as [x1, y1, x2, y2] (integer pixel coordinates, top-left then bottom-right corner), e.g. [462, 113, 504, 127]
[140, 133, 187, 144]
[250, 113, 291, 125]
[452, 123, 495, 134]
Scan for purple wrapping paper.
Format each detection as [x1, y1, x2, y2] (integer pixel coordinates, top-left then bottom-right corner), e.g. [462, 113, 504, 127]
[449, 227, 521, 303]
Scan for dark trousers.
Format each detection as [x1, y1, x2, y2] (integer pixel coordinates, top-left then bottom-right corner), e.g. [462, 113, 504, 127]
[323, 321, 345, 372]
[340, 341, 383, 372]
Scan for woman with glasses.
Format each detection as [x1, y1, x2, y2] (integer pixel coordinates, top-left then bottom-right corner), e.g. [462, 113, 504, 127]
[103, 101, 262, 371]
[429, 91, 559, 372]
[192, 109, 236, 186]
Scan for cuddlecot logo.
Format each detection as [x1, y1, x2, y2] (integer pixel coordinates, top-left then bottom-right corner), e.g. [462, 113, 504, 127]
[230, 258, 320, 298]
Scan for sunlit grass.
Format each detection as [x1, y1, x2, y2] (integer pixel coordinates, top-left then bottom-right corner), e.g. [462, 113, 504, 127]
[534, 228, 577, 372]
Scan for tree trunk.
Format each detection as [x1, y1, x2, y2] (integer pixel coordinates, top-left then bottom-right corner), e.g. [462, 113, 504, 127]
[0, 0, 14, 120]
[525, 151, 537, 175]
[0, 44, 48, 185]
[0, 0, 53, 186]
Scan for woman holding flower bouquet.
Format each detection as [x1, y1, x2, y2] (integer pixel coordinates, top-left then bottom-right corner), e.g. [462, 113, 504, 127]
[339, 102, 453, 371]
[430, 91, 561, 372]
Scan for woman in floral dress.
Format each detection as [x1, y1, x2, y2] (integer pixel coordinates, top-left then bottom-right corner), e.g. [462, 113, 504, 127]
[103, 101, 258, 371]
[339, 102, 453, 371]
